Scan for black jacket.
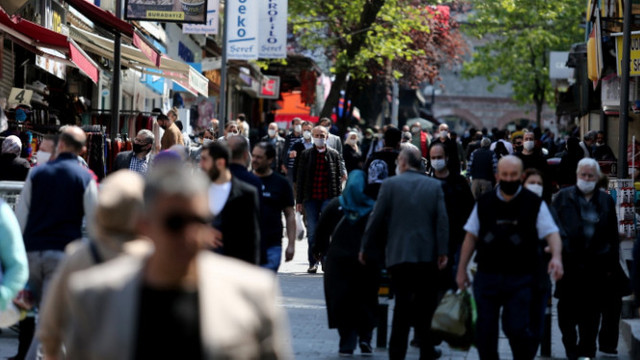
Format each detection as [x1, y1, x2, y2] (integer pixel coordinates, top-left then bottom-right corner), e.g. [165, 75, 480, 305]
[552, 186, 620, 297]
[0, 153, 30, 181]
[296, 146, 343, 203]
[212, 177, 261, 265]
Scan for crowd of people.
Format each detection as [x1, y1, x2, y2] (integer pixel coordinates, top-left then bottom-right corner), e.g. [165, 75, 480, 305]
[0, 112, 638, 360]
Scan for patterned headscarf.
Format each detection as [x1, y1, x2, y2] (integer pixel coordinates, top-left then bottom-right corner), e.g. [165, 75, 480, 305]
[1, 135, 22, 156]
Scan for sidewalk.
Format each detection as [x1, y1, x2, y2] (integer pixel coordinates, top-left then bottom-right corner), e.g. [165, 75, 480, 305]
[278, 236, 633, 359]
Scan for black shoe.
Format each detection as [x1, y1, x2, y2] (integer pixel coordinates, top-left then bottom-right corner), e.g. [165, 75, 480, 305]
[359, 341, 373, 356]
[307, 264, 318, 273]
[432, 346, 442, 359]
[410, 338, 420, 348]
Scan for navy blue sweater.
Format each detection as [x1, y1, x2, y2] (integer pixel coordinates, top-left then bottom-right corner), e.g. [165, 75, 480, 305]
[23, 153, 95, 252]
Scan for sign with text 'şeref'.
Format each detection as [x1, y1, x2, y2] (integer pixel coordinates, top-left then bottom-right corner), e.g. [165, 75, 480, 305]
[258, 0, 287, 58]
[226, 0, 259, 60]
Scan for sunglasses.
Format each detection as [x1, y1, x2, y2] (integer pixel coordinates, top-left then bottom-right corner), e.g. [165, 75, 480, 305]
[163, 213, 211, 232]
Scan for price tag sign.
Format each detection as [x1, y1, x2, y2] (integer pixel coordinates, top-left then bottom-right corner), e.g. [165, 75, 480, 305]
[8, 88, 33, 106]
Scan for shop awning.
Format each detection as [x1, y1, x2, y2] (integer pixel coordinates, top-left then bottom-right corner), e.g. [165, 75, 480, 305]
[63, 0, 134, 37]
[70, 26, 208, 96]
[0, 8, 99, 83]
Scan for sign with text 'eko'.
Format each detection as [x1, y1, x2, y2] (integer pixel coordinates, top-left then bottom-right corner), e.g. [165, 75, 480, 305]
[226, 0, 287, 60]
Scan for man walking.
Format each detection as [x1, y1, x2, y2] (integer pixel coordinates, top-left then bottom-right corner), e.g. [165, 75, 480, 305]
[157, 113, 184, 150]
[467, 138, 498, 199]
[199, 142, 260, 265]
[252, 142, 296, 272]
[456, 155, 564, 359]
[360, 147, 449, 360]
[112, 129, 155, 174]
[431, 123, 459, 174]
[261, 122, 286, 173]
[15, 125, 98, 359]
[64, 164, 292, 359]
[282, 117, 304, 186]
[296, 125, 343, 273]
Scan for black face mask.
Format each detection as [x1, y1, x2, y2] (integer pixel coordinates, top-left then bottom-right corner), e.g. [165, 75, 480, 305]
[133, 143, 148, 154]
[515, 145, 523, 153]
[500, 180, 521, 195]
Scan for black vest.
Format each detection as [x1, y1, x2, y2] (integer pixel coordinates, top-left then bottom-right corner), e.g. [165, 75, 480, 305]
[476, 188, 542, 274]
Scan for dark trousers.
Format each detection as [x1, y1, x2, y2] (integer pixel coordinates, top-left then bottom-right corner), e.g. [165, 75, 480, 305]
[557, 293, 601, 359]
[473, 272, 536, 360]
[388, 262, 438, 360]
[337, 326, 373, 352]
[598, 294, 622, 354]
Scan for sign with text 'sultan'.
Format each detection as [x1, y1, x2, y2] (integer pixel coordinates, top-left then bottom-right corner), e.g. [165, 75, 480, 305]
[258, 0, 287, 59]
[125, 0, 207, 23]
[226, 0, 259, 60]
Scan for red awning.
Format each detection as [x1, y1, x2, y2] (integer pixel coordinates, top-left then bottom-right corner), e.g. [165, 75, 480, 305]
[0, 7, 99, 83]
[63, 0, 134, 37]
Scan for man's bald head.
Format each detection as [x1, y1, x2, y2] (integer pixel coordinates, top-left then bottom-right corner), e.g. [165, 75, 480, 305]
[58, 125, 87, 155]
[497, 155, 523, 182]
[227, 135, 250, 166]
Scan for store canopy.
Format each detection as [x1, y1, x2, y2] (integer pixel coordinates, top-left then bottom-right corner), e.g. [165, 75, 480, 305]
[70, 26, 208, 96]
[63, 0, 134, 36]
[0, 7, 99, 83]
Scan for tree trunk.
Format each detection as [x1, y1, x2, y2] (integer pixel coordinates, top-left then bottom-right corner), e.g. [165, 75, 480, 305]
[535, 97, 543, 128]
[319, 0, 386, 120]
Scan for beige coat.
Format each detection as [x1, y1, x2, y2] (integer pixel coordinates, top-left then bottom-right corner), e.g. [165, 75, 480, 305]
[64, 251, 292, 360]
[160, 122, 184, 150]
[37, 238, 151, 357]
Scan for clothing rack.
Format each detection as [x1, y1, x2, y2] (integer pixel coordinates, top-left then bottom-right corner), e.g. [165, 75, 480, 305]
[89, 109, 162, 115]
[81, 124, 106, 133]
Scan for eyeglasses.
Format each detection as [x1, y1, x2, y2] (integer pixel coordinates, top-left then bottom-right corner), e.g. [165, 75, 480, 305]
[163, 213, 211, 233]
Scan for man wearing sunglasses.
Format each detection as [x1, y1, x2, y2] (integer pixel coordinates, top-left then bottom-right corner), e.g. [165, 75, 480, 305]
[64, 164, 292, 359]
[112, 130, 155, 175]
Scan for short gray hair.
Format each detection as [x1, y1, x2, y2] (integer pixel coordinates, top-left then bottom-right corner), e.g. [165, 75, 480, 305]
[584, 130, 597, 141]
[138, 129, 155, 144]
[576, 158, 601, 178]
[400, 146, 422, 170]
[143, 164, 210, 212]
[481, 137, 491, 148]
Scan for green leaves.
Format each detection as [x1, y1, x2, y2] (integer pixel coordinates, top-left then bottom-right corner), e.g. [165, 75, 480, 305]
[462, 0, 583, 123]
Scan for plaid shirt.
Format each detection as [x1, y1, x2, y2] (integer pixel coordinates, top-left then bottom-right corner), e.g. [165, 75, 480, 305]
[311, 150, 329, 200]
[129, 153, 150, 174]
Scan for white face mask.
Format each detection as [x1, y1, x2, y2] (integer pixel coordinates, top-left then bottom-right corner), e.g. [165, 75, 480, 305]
[525, 183, 543, 197]
[293, 125, 302, 133]
[227, 131, 239, 139]
[439, 130, 448, 138]
[431, 159, 447, 172]
[523, 140, 535, 151]
[411, 127, 420, 134]
[36, 151, 51, 164]
[202, 139, 213, 147]
[313, 138, 326, 148]
[268, 129, 276, 137]
[303, 130, 312, 140]
[577, 179, 597, 194]
[346, 138, 357, 146]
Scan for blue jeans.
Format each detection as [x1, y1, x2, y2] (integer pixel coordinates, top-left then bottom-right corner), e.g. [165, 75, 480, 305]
[303, 199, 330, 266]
[261, 246, 282, 273]
[473, 272, 536, 360]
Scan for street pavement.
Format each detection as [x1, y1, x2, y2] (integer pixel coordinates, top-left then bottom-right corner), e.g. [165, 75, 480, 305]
[278, 237, 632, 360]
[0, 236, 630, 359]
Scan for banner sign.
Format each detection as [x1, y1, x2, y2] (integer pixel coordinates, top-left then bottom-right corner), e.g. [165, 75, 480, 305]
[226, 0, 259, 60]
[614, 31, 640, 77]
[183, 0, 219, 34]
[133, 31, 161, 67]
[258, 0, 287, 58]
[258, 75, 280, 98]
[125, 0, 207, 23]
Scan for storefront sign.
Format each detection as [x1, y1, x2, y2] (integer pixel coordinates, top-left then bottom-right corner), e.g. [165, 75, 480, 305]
[189, 66, 209, 96]
[35, 56, 66, 80]
[124, 0, 207, 23]
[614, 31, 640, 77]
[258, 75, 280, 99]
[8, 87, 33, 107]
[226, 0, 259, 60]
[258, 0, 287, 58]
[183, 0, 219, 34]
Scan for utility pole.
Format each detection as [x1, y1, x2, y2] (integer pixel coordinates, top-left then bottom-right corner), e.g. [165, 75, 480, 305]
[110, 0, 122, 141]
[618, 0, 631, 178]
[218, 0, 228, 131]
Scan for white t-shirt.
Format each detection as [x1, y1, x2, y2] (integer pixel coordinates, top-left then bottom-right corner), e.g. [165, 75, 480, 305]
[208, 182, 232, 216]
[463, 186, 559, 240]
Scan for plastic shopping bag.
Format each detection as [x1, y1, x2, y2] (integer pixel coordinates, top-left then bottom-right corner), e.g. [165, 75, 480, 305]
[430, 289, 476, 350]
[295, 211, 306, 240]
